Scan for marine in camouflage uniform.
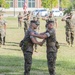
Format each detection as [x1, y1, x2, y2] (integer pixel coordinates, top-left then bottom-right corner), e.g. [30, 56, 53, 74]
[23, 14, 30, 35]
[42, 12, 57, 29]
[32, 16, 40, 52]
[20, 20, 42, 75]
[36, 12, 40, 26]
[35, 17, 40, 52]
[32, 17, 37, 52]
[62, 13, 75, 46]
[31, 21, 58, 75]
[36, 17, 40, 31]
[18, 12, 22, 28]
[0, 14, 7, 46]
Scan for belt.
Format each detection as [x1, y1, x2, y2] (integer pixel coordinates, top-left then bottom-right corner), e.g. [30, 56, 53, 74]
[28, 43, 33, 46]
[47, 42, 55, 46]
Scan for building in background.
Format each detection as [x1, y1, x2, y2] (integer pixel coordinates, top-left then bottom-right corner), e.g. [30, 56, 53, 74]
[5, 0, 42, 11]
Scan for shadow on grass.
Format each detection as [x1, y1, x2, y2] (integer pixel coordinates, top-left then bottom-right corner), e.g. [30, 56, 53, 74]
[7, 27, 19, 29]
[6, 42, 19, 44]
[7, 26, 24, 29]
[0, 55, 47, 75]
[59, 43, 67, 46]
[56, 60, 75, 70]
[5, 42, 19, 47]
[56, 60, 75, 75]
[0, 55, 24, 74]
[3, 48, 20, 51]
[0, 54, 75, 75]
[58, 42, 71, 47]
[2, 41, 21, 51]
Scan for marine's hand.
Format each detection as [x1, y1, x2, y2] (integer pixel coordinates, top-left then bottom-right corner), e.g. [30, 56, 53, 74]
[39, 42, 43, 46]
[39, 39, 45, 46]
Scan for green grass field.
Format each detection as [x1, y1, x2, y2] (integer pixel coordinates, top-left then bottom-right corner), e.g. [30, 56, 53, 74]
[0, 17, 75, 75]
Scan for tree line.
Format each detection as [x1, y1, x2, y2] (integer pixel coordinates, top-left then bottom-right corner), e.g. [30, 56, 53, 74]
[0, 0, 75, 11]
[41, 0, 75, 10]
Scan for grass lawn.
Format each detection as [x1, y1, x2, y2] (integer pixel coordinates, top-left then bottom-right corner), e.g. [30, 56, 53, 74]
[0, 16, 75, 75]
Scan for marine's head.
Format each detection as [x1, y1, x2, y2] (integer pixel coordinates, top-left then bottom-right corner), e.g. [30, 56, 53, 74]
[46, 21, 54, 29]
[19, 12, 21, 15]
[33, 17, 36, 21]
[30, 20, 39, 29]
[49, 11, 53, 17]
[67, 12, 73, 19]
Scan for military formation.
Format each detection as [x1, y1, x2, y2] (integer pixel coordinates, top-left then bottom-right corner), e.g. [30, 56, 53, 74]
[61, 13, 75, 47]
[20, 20, 42, 75]
[0, 10, 75, 75]
[19, 11, 59, 75]
[19, 11, 75, 75]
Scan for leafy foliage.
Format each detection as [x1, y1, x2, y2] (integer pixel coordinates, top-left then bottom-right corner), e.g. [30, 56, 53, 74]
[64, 6, 72, 15]
[61, 0, 71, 8]
[62, 0, 75, 15]
[41, 0, 75, 11]
[41, 0, 57, 9]
[71, 0, 75, 9]
[0, 0, 10, 8]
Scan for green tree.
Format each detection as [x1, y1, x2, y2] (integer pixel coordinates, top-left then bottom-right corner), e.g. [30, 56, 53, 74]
[0, 0, 9, 8]
[41, 0, 57, 9]
[41, 0, 75, 10]
[64, 6, 72, 15]
[61, 0, 71, 8]
[61, 0, 75, 15]
[71, 0, 75, 9]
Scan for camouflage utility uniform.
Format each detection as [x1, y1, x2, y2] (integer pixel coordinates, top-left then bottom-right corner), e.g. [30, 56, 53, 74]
[65, 17, 74, 45]
[46, 16, 57, 28]
[29, 21, 58, 75]
[34, 18, 40, 52]
[21, 28, 37, 75]
[24, 14, 30, 34]
[45, 28, 57, 75]
[36, 17, 40, 29]
[18, 14, 22, 28]
[0, 20, 6, 45]
[46, 16, 56, 23]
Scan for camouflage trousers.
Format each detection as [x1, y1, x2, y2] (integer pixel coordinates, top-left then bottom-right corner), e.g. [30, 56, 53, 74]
[66, 28, 74, 45]
[34, 44, 37, 52]
[24, 23, 28, 35]
[18, 21, 22, 27]
[47, 52, 57, 75]
[23, 51, 32, 75]
[0, 29, 6, 45]
[0, 33, 1, 45]
[24, 28, 27, 35]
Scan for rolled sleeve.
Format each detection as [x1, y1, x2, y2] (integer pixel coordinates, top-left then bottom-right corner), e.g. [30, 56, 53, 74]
[30, 36, 34, 39]
[45, 32, 50, 37]
[30, 30, 38, 39]
[34, 31, 38, 35]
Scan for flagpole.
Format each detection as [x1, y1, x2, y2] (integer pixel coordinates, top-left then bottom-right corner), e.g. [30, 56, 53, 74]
[23, 0, 27, 12]
[58, 0, 62, 10]
[14, 0, 15, 16]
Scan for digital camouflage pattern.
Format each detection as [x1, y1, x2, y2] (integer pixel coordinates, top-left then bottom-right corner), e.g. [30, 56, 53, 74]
[65, 18, 74, 45]
[24, 14, 30, 34]
[18, 14, 22, 27]
[21, 28, 36, 75]
[0, 20, 6, 45]
[46, 28, 57, 75]
[46, 16, 57, 28]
